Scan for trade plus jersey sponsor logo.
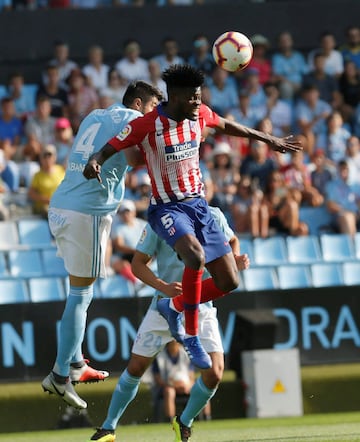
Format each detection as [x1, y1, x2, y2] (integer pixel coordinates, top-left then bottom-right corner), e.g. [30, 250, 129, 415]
[164, 140, 197, 162]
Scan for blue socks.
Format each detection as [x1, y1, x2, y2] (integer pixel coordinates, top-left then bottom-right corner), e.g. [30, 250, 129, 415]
[180, 377, 217, 427]
[102, 369, 141, 430]
[53, 285, 93, 377]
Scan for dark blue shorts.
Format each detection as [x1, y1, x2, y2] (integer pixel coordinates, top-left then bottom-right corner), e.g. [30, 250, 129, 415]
[147, 197, 231, 264]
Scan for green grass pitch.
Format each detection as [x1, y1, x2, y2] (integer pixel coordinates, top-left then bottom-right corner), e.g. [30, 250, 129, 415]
[2, 412, 360, 441]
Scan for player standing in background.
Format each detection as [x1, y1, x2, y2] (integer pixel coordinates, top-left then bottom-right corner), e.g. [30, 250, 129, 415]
[41, 81, 163, 410]
[83, 64, 301, 371]
[88, 207, 250, 442]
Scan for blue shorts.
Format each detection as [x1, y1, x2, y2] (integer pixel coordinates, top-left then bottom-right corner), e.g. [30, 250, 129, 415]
[147, 197, 231, 264]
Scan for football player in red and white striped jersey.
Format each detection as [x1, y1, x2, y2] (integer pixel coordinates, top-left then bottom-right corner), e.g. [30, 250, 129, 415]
[84, 64, 301, 370]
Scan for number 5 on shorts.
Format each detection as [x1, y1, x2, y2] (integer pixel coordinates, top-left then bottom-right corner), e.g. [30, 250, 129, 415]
[160, 213, 174, 229]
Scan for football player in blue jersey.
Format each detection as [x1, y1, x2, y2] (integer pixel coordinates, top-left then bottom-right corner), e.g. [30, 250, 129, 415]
[41, 81, 163, 410]
[88, 207, 250, 442]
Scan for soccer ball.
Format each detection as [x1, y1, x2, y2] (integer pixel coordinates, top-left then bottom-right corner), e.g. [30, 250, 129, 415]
[212, 31, 253, 72]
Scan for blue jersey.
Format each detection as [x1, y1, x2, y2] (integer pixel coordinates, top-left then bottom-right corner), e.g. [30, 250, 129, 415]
[136, 206, 234, 310]
[50, 103, 142, 216]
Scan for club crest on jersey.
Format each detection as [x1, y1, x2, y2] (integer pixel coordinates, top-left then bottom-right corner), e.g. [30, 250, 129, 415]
[118, 124, 132, 141]
[139, 227, 147, 244]
[168, 226, 176, 236]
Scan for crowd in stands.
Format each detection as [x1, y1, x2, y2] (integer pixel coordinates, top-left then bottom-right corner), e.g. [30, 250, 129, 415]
[1, 25, 360, 262]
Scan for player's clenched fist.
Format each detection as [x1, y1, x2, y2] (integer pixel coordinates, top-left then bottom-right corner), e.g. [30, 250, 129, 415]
[83, 159, 102, 183]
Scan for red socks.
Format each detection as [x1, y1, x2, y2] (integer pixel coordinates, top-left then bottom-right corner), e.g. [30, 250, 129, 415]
[181, 267, 203, 336]
[172, 277, 226, 313]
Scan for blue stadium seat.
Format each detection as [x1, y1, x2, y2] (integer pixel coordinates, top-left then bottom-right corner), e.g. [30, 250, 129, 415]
[237, 237, 255, 264]
[242, 267, 278, 291]
[320, 233, 355, 262]
[8, 249, 43, 278]
[253, 237, 287, 266]
[41, 248, 67, 277]
[100, 275, 135, 298]
[286, 236, 322, 264]
[0, 221, 20, 250]
[0, 252, 9, 278]
[299, 206, 334, 235]
[0, 279, 29, 304]
[17, 218, 53, 249]
[311, 263, 343, 287]
[342, 261, 360, 286]
[354, 233, 360, 260]
[28, 277, 65, 302]
[277, 265, 312, 289]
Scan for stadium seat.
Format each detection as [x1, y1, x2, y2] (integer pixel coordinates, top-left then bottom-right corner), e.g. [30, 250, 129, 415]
[0, 221, 20, 250]
[28, 277, 65, 302]
[310, 263, 344, 287]
[0, 252, 9, 278]
[299, 206, 334, 235]
[342, 261, 360, 286]
[277, 265, 312, 289]
[286, 236, 322, 264]
[320, 233, 355, 262]
[100, 274, 135, 298]
[237, 237, 255, 264]
[0, 279, 29, 304]
[17, 218, 53, 249]
[242, 267, 278, 291]
[253, 237, 287, 266]
[41, 248, 67, 277]
[354, 233, 360, 260]
[8, 249, 43, 278]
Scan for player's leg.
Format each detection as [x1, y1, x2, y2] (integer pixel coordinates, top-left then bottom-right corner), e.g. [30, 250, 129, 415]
[174, 311, 224, 442]
[148, 201, 210, 369]
[89, 354, 152, 442]
[160, 210, 239, 334]
[89, 307, 172, 441]
[67, 274, 110, 384]
[43, 210, 110, 408]
[176, 351, 223, 425]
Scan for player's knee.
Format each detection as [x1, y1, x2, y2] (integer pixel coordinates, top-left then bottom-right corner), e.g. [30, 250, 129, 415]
[217, 273, 239, 293]
[201, 369, 223, 389]
[127, 358, 149, 378]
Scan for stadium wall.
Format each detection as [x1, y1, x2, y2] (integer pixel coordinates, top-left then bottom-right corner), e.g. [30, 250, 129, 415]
[1, 286, 360, 382]
[0, 0, 359, 83]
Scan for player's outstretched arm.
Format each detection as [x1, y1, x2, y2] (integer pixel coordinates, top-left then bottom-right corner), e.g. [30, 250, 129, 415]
[83, 143, 117, 183]
[132, 250, 182, 298]
[216, 117, 302, 154]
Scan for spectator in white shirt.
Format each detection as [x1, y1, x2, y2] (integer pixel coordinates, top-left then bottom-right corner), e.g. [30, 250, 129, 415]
[115, 40, 149, 83]
[83, 45, 110, 92]
[308, 31, 344, 78]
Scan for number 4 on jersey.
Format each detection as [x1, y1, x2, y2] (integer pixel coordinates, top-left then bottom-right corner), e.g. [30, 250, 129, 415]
[74, 123, 101, 160]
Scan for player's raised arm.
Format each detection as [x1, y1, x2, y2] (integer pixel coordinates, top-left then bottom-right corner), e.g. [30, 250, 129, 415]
[215, 116, 302, 154]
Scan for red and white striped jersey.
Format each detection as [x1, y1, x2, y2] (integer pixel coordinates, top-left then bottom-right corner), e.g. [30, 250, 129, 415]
[109, 103, 220, 205]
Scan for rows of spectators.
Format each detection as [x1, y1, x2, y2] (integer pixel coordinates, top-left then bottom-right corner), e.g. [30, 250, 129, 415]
[1, 26, 360, 245]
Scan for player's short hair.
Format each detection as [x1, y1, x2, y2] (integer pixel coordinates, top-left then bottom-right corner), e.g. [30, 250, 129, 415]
[162, 64, 205, 89]
[122, 80, 163, 107]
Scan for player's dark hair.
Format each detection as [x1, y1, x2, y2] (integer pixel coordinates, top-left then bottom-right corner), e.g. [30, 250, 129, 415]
[162, 64, 205, 89]
[122, 80, 163, 107]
